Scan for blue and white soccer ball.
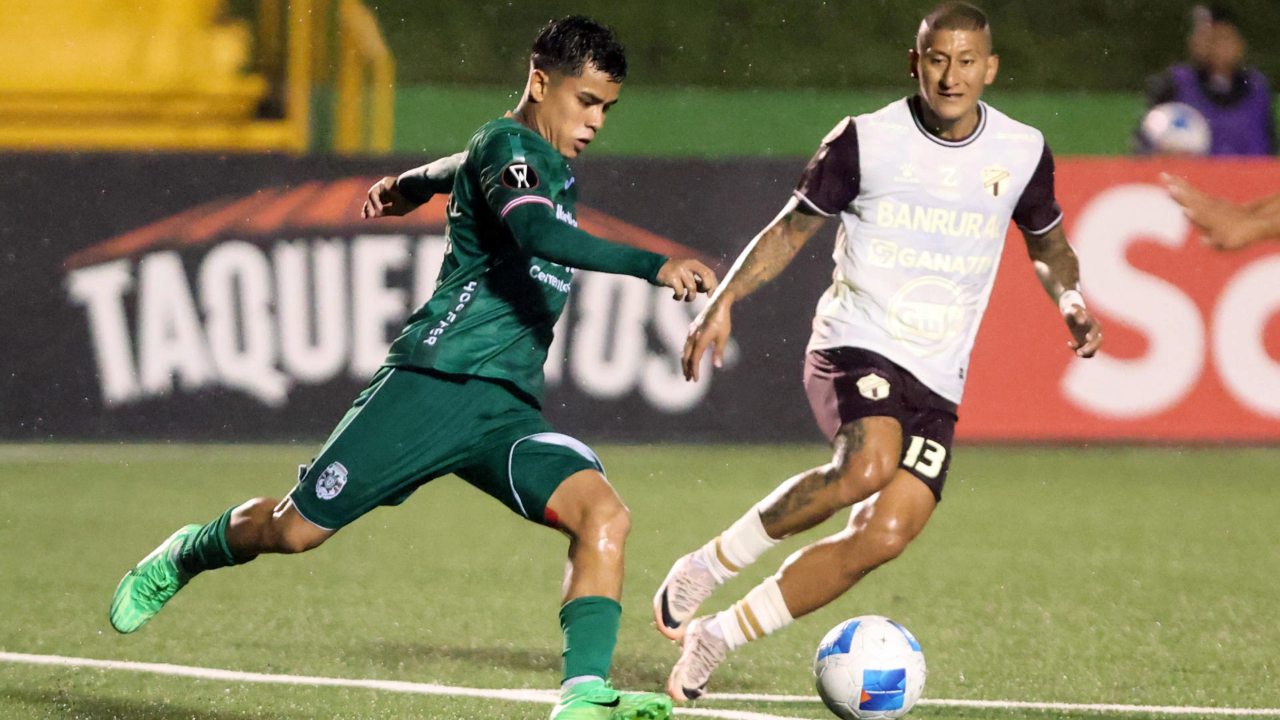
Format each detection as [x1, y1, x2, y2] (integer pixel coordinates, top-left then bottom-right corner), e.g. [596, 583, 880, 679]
[1141, 102, 1212, 156]
[813, 615, 927, 720]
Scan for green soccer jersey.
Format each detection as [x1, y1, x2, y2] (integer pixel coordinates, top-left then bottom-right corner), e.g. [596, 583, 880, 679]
[383, 116, 667, 405]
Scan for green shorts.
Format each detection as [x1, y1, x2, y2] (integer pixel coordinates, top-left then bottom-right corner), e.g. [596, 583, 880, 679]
[289, 367, 603, 531]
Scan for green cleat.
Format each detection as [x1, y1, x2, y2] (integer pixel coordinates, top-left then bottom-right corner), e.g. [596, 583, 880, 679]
[550, 680, 622, 720]
[613, 691, 674, 720]
[109, 524, 200, 633]
[549, 680, 674, 720]
[550, 676, 619, 717]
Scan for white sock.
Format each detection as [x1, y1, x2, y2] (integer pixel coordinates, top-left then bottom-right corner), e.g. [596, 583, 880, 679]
[703, 615, 725, 639]
[711, 576, 794, 651]
[561, 675, 603, 691]
[693, 507, 779, 584]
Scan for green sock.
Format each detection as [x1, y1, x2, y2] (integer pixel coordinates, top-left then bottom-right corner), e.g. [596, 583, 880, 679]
[559, 596, 621, 685]
[175, 507, 240, 577]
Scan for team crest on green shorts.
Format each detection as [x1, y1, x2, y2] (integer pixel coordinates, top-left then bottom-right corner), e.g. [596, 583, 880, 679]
[316, 462, 348, 500]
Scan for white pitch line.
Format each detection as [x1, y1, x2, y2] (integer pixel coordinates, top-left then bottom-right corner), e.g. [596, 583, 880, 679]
[6, 652, 1280, 718]
[0, 652, 810, 720]
[0, 651, 557, 703]
[707, 692, 1280, 716]
[677, 710, 813, 720]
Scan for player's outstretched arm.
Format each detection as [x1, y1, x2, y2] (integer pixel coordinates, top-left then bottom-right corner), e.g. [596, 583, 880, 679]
[1023, 224, 1103, 358]
[681, 198, 826, 381]
[505, 203, 717, 299]
[362, 151, 467, 219]
[1162, 173, 1280, 250]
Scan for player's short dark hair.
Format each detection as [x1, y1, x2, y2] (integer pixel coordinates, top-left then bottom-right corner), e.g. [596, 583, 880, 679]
[531, 16, 627, 83]
[917, 2, 991, 50]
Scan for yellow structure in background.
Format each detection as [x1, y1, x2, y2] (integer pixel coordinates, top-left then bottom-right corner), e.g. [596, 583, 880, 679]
[334, 0, 395, 155]
[0, 0, 393, 153]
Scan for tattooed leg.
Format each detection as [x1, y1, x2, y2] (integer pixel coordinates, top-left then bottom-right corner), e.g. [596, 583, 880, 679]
[655, 419, 911, 655]
[773, 468, 937, 619]
[757, 416, 902, 540]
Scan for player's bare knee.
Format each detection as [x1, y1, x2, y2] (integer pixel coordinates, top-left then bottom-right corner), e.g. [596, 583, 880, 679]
[861, 527, 912, 567]
[832, 451, 897, 506]
[568, 500, 629, 562]
[234, 497, 275, 522]
[229, 498, 278, 546]
[612, 504, 632, 539]
[269, 511, 329, 554]
[546, 469, 627, 539]
[275, 524, 326, 554]
[591, 500, 631, 543]
[829, 528, 908, 584]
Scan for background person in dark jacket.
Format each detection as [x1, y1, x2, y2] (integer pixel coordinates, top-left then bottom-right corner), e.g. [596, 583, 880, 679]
[1134, 4, 1276, 156]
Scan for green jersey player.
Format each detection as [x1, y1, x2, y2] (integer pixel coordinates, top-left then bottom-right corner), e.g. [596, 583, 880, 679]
[109, 16, 715, 720]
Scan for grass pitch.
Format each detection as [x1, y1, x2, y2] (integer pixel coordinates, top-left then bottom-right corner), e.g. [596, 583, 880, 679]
[1, 444, 1277, 719]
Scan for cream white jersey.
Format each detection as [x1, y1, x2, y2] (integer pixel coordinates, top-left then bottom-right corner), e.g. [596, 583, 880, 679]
[793, 96, 1062, 404]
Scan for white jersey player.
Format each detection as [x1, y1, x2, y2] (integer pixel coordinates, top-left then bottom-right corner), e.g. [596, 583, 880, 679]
[657, 1, 1103, 703]
[802, 96, 1061, 405]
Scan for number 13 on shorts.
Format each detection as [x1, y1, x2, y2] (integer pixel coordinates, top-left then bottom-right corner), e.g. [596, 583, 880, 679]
[902, 435, 947, 479]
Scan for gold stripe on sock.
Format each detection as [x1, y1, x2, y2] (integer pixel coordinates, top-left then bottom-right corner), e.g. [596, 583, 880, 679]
[715, 537, 742, 573]
[734, 606, 755, 640]
[740, 600, 766, 640]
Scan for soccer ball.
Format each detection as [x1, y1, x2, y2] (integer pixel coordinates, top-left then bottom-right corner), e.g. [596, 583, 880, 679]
[813, 616, 927, 720]
[1141, 102, 1211, 155]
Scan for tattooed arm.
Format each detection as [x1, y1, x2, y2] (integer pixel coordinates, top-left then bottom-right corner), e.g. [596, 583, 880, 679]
[681, 197, 827, 380]
[1023, 223, 1103, 358]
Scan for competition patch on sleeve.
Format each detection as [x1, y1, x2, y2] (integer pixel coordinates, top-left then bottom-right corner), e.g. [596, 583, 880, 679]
[502, 162, 540, 190]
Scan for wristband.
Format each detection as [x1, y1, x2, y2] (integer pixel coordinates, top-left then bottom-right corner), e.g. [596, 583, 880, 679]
[1058, 289, 1085, 316]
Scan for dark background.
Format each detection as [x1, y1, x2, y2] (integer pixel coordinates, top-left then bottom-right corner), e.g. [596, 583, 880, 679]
[227, 0, 1280, 91]
[1, 152, 842, 443]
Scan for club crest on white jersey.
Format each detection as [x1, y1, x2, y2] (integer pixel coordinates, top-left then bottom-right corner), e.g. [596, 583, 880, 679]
[982, 165, 1012, 197]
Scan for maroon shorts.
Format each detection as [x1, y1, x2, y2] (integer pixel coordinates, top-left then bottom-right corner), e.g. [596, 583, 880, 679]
[803, 347, 959, 501]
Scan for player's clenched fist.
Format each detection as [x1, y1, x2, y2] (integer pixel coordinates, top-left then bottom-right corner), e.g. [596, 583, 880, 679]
[656, 258, 718, 303]
[362, 176, 413, 219]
